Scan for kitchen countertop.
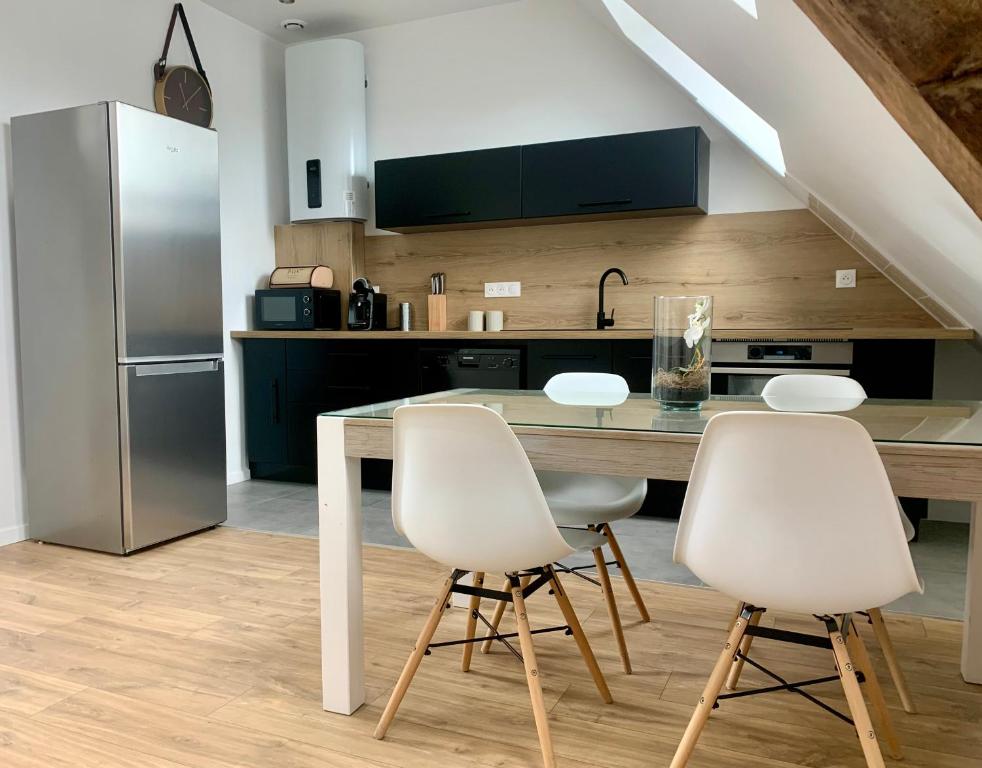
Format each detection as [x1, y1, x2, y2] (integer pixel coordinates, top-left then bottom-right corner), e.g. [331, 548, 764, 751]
[230, 327, 974, 341]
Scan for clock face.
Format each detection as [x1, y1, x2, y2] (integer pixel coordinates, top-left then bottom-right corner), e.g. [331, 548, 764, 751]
[155, 66, 213, 128]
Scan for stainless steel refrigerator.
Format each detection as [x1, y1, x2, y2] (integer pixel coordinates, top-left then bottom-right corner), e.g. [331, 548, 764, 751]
[11, 102, 226, 554]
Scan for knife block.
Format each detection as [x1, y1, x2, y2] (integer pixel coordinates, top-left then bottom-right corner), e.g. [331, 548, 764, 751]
[427, 295, 447, 331]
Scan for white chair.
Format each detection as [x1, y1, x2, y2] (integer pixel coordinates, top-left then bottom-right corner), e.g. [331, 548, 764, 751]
[481, 372, 650, 674]
[374, 404, 613, 768]
[670, 411, 922, 768]
[757, 374, 918, 712]
[761, 372, 868, 413]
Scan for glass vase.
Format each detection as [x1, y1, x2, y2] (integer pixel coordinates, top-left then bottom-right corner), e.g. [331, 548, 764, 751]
[652, 295, 713, 410]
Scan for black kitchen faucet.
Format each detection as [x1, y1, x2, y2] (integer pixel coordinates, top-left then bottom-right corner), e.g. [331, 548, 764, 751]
[597, 267, 628, 329]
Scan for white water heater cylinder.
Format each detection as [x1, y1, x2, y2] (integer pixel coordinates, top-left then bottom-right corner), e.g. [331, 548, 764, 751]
[285, 39, 368, 222]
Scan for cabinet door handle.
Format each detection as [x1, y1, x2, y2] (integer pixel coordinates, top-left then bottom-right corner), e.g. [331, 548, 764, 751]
[271, 379, 281, 424]
[425, 210, 472, 218]
[577, 198, 632, 208]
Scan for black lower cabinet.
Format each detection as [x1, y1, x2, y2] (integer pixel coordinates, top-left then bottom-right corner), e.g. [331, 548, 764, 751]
[243, 339, 417, 487]
[853, 341, 936, 537]
[612, 340, 652, 392]
[243, 339, 288, 467]
[527, 341, 612, 389]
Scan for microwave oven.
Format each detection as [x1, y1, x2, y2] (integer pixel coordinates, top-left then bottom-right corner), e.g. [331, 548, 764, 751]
[254, 288, 342, 330]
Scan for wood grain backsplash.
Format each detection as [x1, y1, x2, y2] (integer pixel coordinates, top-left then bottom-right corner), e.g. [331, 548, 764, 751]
[363, 209, 938, 331]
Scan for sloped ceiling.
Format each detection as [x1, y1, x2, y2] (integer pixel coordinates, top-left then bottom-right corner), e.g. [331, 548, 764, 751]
[579, 0, 982, 334]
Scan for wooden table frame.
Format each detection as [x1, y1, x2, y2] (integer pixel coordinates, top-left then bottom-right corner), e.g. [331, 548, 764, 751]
[317, 414, 982, 715]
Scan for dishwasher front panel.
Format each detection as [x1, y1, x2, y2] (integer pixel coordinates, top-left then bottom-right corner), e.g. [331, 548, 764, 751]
[419, 348, 522, 392]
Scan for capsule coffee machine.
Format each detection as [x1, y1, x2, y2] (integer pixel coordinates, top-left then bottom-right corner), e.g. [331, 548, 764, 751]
[348, 277, 387, 330]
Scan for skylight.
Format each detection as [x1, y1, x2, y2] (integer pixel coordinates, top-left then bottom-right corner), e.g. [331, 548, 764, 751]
[601, 0, 786, 177]
[731, 0, 758, 19]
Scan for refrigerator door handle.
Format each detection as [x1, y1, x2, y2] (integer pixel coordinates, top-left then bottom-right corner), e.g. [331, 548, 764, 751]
[134, 360, 220, 377]
[119, 353, 224, 364]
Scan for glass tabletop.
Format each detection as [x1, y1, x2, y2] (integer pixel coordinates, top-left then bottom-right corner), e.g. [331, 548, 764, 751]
[323, 389, 982, 446]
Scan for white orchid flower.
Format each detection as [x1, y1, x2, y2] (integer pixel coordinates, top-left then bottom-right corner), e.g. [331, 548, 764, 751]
[683, 298, 710, 348]
[683, 324, 704, 348]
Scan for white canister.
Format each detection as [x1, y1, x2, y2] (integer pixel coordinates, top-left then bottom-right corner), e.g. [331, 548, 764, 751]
[467, 310, 484, 332]
[485, 310, 504, 332]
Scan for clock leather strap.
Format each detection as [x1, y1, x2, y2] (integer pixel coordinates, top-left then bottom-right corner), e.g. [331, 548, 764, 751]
[154, 3, 209, 88]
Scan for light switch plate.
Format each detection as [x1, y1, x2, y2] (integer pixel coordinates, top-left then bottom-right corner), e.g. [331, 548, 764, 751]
[835, 269, 857, 289]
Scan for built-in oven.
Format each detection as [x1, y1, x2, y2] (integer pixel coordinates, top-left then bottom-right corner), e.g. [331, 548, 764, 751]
[711, 341, 854, 397]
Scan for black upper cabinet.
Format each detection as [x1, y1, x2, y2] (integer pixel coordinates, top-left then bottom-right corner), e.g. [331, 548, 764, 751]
[522, 128, 709, 220]
[374, 146, 522, 231]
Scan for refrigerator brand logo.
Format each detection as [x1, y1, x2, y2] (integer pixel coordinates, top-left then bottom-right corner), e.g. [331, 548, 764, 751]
[166, 145, 180, 154]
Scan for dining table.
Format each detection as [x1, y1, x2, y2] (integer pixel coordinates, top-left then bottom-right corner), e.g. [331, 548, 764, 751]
[316, 389, 982, 715]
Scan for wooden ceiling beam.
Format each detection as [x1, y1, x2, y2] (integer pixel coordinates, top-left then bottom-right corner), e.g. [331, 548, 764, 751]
[794, 0, 982, 221]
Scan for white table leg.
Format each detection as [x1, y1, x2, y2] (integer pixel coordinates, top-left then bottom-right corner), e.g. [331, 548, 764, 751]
[318, 416, 366, 714]
[964, 501, 982, 684]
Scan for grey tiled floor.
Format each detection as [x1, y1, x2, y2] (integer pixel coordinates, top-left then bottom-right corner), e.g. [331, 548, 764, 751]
[226, 479, 968, 619]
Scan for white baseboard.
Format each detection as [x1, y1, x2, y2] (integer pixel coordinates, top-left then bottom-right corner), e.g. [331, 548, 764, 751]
[0, 524, 29, 547]
[227, 468, 251, 485]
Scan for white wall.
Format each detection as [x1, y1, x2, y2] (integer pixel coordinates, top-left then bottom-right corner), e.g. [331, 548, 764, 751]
[339, 0, 801, 234]
[0, 0, 287, 544]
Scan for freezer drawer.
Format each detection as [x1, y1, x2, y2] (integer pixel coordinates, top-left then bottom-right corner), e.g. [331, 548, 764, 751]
[119, 359, 227, 552]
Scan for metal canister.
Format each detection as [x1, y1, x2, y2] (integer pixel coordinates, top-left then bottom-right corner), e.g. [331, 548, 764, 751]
[399, 302, 412, 331]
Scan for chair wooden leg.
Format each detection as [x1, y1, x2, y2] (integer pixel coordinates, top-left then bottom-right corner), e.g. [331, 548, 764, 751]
[845, 619, 903, 760]
[374, 571, 457, 740]
[670, 609, 751, 768]
[867, 607, 917, 714]
[828, 621, 887, 768]
[512, 576, 556, 768]
[461, 572, 485, 672]
[601, 524, 651, 623]
[725, 608, 761, 690]
[590, 530, 631, 674]
[548, 566, 613, 704]
[481, 574, 530, 654]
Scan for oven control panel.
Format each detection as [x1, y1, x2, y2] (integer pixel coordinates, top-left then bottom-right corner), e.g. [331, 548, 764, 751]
[713, 341, 853, 365]
[747, 344, 812, 361]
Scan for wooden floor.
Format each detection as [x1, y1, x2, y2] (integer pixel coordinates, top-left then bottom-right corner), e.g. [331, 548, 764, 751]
[0, 527, 979, 768]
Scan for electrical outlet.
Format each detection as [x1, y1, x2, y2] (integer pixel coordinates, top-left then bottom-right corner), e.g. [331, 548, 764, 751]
[835, 269, 857, 289]
[484, 281, 521, 298]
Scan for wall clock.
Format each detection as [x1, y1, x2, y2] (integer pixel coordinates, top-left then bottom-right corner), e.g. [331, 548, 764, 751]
[153, 4, 214, 128]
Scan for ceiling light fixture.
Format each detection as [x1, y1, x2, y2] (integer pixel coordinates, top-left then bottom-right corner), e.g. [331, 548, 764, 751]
[281, 18, 306, 31]
[278, 0, 296, 5]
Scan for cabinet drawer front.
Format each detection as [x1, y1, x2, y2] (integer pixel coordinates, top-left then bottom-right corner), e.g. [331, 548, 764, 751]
[522, 128, 704, 219]
[375, 146, 522, 229]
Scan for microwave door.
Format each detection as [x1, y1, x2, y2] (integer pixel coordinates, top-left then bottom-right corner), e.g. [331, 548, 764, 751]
[259, 294, 300, 327]
[111, 104, 222, 360]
